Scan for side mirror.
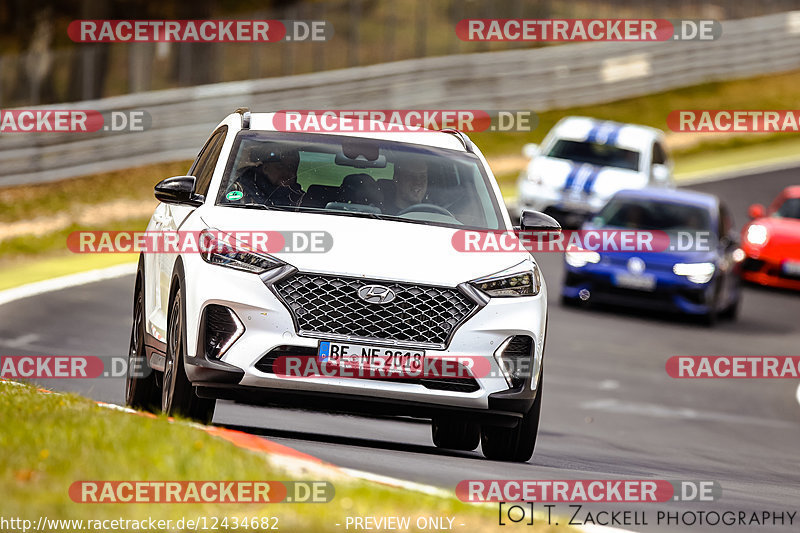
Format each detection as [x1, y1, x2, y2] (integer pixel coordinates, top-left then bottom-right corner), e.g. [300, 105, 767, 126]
[748, 203, 765, 219]
[651, 164, 671, 184]
[519, 210, 561, 240]
[154, 176, 204, 207]
[522, 143, 539, 159]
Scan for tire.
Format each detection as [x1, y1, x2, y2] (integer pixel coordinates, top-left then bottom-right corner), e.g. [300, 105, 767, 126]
[699, 282, 721, 327]
[431, 418, 480, 451]
[719, 296, 741, 321]
[162, 285, 216, 424]
[699, 309, 718, 327]
[125, 269, 160, 412]
[480, 373, 543, 462]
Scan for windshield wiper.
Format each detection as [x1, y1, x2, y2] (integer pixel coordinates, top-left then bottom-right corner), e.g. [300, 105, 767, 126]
[225, 203, 270, 210]
[223, 202, 412, 222]
[264, 204, 391, 220]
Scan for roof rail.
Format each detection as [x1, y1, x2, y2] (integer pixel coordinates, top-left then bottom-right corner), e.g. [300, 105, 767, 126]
[234, 107, 251, 129]
[440, 128, 474, 153]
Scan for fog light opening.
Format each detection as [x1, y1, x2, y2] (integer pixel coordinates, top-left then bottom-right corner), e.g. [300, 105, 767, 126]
[493, 336, 534, 390]
[201, 304, 245, 360]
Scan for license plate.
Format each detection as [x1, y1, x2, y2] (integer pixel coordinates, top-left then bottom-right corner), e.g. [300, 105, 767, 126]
[614, 273, 656, 291]
[318, 341, 425, 373]
[782, 260, 800, 275]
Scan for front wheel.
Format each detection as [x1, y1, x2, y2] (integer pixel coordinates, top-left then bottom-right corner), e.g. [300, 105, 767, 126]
[719, 295, 741, 321]
[480, 374, 543, 462]
[163, 286, 216, 424]
[431, 418, 480, 451]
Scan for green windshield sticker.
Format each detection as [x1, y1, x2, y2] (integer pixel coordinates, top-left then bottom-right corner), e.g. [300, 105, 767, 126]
[226, 190, 243, 201]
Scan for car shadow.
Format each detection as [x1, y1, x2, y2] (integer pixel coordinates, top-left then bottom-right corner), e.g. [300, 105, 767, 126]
[216, 422, 488, 461]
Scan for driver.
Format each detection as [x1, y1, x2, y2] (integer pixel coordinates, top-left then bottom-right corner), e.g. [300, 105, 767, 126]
[386, 159, 428, 214]
[230, 144, 303, 206]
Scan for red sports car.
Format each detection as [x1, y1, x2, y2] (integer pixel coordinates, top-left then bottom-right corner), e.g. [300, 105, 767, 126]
[740, 186, 800, 290]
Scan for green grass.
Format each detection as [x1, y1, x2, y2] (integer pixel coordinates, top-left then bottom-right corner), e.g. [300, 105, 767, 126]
[0, 254, 138, 291]
[0, 217, 150, 259]
[674, 135, 800, 178]
[0, 161, 191, 224]
[0, 381, 566, 531]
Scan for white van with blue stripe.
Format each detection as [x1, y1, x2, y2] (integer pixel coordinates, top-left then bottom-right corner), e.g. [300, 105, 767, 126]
[517, 116, 673, 227]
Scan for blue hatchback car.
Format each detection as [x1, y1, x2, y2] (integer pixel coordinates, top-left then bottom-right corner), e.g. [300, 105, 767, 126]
[561, 189, 743, 325]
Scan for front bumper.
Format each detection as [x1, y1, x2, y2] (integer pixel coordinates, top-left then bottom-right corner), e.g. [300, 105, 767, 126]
[181, 255, 548, 418]
[561, 264, 715, 315]
[741, 256, 800, 291]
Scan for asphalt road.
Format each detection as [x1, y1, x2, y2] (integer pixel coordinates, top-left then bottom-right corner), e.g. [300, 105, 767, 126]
[2, 167, 799, 532]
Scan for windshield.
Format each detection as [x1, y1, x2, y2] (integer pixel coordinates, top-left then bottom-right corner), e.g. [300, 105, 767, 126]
[774, 197, 800, 220]
[547, 139, 640, 171]
[594, 198, 712, 232]
[216, 132, 504, 230]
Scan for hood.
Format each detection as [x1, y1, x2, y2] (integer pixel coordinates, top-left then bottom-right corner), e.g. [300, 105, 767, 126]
[580, 222, 718, 269]
[529, 157, 646, 199]
[198, 207, 533, 286]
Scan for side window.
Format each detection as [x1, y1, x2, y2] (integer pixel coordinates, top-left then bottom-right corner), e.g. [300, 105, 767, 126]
[652, 141, 667, 166]
[190, 127, 228, 196]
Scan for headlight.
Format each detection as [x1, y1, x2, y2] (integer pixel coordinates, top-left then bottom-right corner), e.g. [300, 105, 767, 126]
[673, 262, 715, 284]
[746, 224, 768, 245]
[565, 249, 601, 268]
[470, 259, 541, 297]
[199, 229, 284, 274]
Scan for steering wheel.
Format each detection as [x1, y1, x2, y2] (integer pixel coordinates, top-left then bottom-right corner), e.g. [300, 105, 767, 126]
[397, 203, 456, 218]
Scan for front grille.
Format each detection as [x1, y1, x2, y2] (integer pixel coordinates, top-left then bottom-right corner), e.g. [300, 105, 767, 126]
[254, 345, 315, 374]
[255, 349, 480, 393]
[742, 258, 765, 272]
[273, 274, 478, 347]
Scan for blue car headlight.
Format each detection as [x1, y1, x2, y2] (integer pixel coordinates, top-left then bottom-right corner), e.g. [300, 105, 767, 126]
[673, 262, 715, 284]
[565, 249, 601, 268]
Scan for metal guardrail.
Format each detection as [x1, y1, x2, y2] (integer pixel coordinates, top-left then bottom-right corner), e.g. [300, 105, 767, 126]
[3, 12, 800, 187]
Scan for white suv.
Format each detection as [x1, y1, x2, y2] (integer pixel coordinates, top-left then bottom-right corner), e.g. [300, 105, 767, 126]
[126, 110, 558, 461]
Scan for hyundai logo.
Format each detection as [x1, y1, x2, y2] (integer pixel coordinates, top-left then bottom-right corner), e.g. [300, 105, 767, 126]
[357, 285, 396, 304]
